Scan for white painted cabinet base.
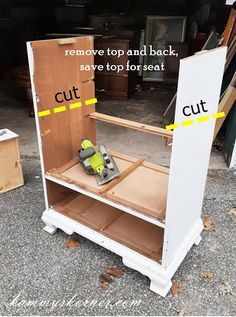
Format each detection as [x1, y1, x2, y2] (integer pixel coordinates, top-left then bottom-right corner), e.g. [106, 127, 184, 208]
[42, 208, 203, 297]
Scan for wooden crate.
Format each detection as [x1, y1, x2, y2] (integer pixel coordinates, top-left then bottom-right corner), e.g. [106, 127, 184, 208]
[0, 129, 24, 194]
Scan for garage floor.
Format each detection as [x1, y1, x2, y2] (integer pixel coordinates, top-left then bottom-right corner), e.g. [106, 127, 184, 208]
[0, 79, 226, 168]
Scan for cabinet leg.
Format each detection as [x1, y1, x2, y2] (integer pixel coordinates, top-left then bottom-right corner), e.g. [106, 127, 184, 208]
[122, 257, 171, 297]
[194, 235, 202, 246]
[150, 278, 172, 297]
[43, 223, 57, 235]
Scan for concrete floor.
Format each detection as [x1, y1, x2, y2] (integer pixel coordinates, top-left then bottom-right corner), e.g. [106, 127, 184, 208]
[0, 159, 235, 316]
[0, 80, 227, 168]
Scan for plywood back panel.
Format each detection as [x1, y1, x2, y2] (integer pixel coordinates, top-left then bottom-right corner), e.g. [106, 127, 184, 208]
[27, 37, 96, 171]
[163, 47, 227, 267]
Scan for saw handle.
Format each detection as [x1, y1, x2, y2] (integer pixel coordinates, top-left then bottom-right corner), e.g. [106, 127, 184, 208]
[79, 147, 96, 160]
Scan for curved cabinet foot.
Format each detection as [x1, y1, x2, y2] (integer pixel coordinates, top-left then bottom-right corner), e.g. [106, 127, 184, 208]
[43, 223, 57, 234]
[150, 278, 172, 297]
[122, 257, 171, 297]
[42, 210, 74, 235]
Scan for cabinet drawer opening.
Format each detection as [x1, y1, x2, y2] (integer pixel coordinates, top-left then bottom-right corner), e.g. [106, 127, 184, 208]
[47, 180, 164, 263]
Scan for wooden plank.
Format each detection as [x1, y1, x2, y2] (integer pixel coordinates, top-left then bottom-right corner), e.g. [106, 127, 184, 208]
[48, 170, 100, 193]
[222, 7, 236, 46]
[99, 159, 144, 194]
[89, 112, 173, 138]
[214, 84, 236, 139]
[56, 157, 79, 173]
[225, 35, 236, 70]
[111, 151, 138, 163]
[58, 38, 76, 45]
[163, 47, 227, 268]
[143, 162, 169, 174]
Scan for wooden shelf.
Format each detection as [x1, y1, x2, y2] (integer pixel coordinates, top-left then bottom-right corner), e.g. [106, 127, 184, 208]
[53, 192, 164, 262]
[46, 151, 169, 224]
[89, 112, 173, 138]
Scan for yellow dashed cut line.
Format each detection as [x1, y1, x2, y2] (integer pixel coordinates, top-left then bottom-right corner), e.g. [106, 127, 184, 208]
[166, 123, 178, 130]
[54, 106, 66, 113]
[197, 115, 210, 123]
[85, 98, 97, 106]
[213, 112, 225, 119]
[38, 98, 97, 117]
[182, 119, 194, 127]
[38, 110, 51, 117]
[70, 102, 82, 109]
[165, 112, 226, 131]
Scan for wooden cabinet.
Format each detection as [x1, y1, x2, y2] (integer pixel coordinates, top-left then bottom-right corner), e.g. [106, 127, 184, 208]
[95, 38, 136, 99]
[27, 36, 226, 296]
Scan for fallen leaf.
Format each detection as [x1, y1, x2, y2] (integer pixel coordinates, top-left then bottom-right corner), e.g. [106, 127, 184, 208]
[105, 267, 124, 278]
[171, 282, 182, 295]
[200, 271, 214, 279]
[203, 216, 215, 230]
[99, 273, 113, 284]
[228, 208, 236, 220]
[64, 237, 80, 249]
[176, 308, 185, 316]
[218, 282, 233, 295]
[100, 283, 109, 291]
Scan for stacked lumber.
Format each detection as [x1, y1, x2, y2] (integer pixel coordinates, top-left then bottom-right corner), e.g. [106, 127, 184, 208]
[214, 5, 236, 139]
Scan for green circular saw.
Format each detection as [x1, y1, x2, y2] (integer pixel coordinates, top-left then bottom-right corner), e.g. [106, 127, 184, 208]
[78, 138, 120, 186]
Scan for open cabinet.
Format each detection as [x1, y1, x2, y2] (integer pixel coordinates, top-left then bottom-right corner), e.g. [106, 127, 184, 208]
[27, 36, 226, 296]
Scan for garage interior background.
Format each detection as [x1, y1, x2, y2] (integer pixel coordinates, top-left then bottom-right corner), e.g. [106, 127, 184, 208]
[0, 0, 235, 168]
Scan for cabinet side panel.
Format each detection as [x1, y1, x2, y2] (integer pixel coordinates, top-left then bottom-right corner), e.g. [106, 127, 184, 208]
[163, 47, 227, 268]
[29, 37, 96, 171]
